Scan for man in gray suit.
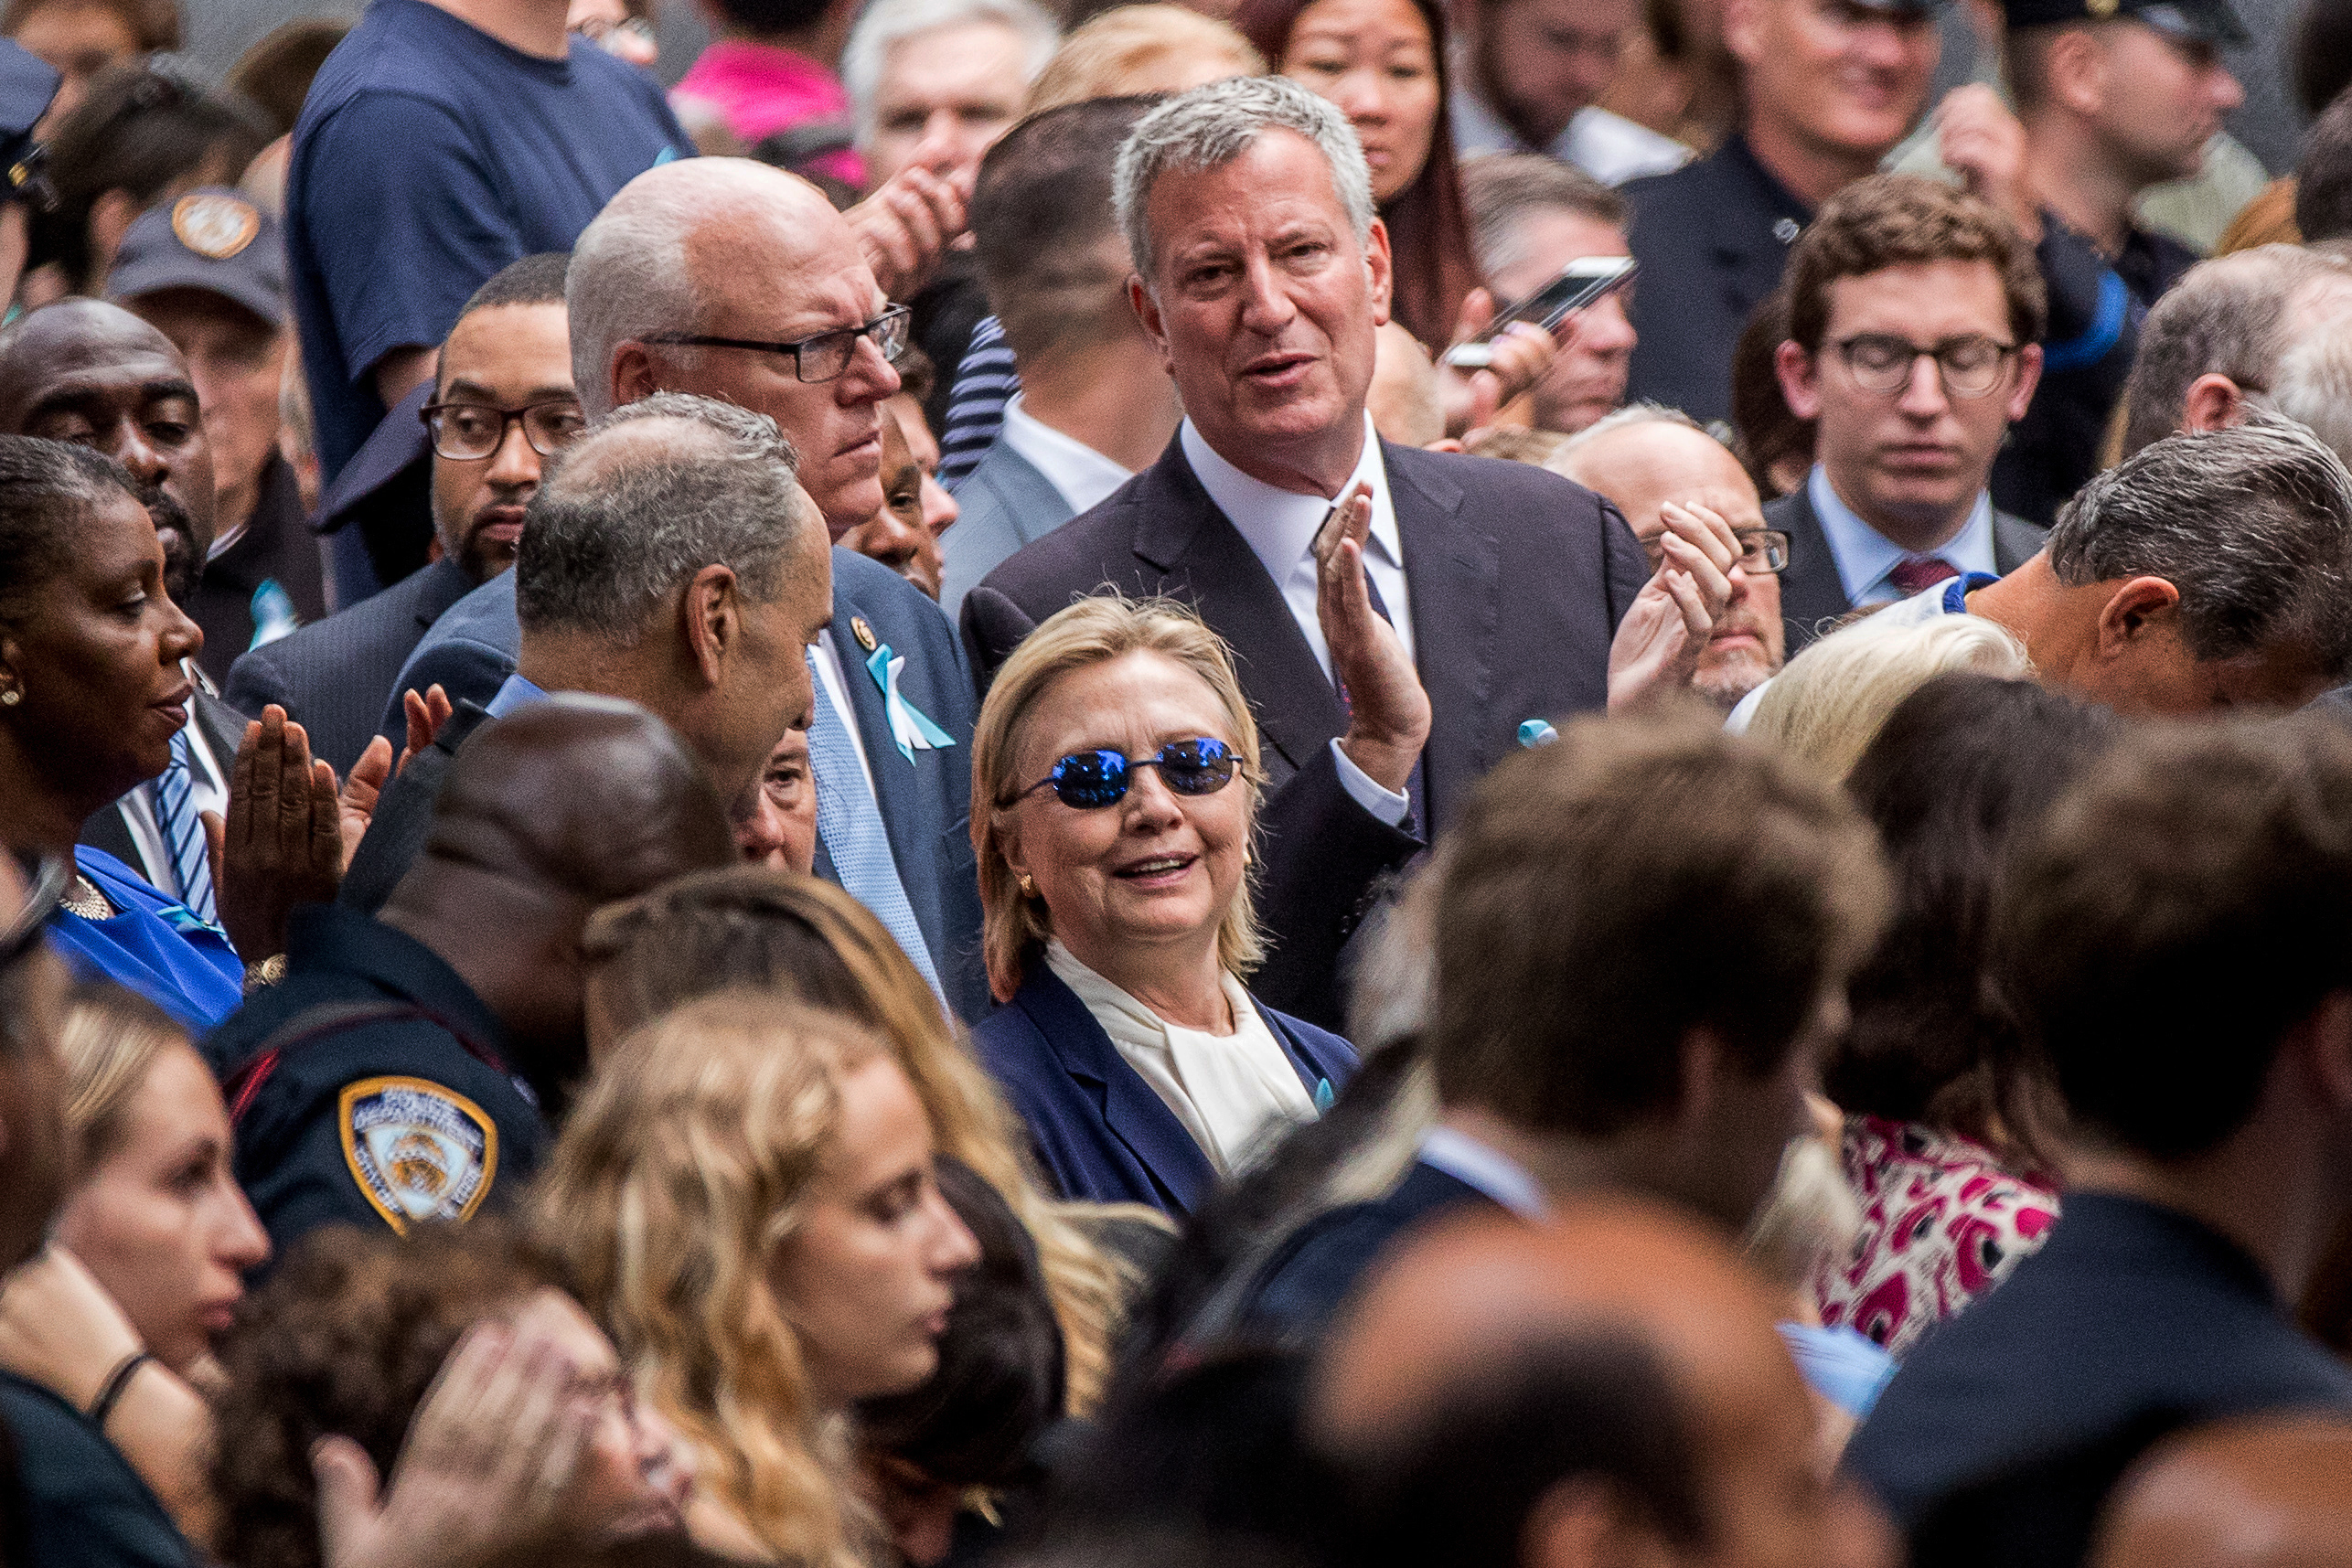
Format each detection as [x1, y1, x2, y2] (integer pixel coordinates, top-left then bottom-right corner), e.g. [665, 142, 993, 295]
[940, 94, 1180, 614]
[1768, 175, 2048, 650]
[226, 254, 577, 774]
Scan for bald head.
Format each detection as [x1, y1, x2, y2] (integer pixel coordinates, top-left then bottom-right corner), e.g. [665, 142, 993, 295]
[413, 697, 734, 905]
[571, 158, 902, 534]
[2094, 1417, 2352, 1568]
[1315, 1205, 1885, 1568]
[0, 298, 217, 596]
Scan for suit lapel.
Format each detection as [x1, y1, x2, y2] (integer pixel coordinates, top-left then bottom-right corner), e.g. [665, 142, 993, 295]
[1021, 969, 1216, 1211]
[1256, 997, 1350, 1101]
[1132, 443, 1343, 784]
[829, 587, 937, 956]
[1387, 443, 1493, 832]
[1773, 485, 1851, 648]
[996, 446, 1074, 547]
[1991, 511, 2046, 574]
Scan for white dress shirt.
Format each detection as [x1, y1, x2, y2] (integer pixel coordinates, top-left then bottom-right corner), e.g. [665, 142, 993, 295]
[999, 394, 1133, 516]
[1417, 1123, 1548, 1218]
[1046, 939, 1317, 1176]
[117, 706, 229, 894]
[1180, 415, 1415, 827]
[1447, 88, 1692, 187]
[1809, 464, 1998, 608]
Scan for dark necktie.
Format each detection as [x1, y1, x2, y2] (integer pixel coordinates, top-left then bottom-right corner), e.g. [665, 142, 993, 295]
[1887, 557, 1960, 597]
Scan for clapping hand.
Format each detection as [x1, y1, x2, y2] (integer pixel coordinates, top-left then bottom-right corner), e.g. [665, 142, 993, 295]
[314, 1319, 596, 1568]
[206, 707, 344, 961]
[1316, 482, 1430, 795]
[1608, 501, 1740, 711]
[846, 127, 974, 300]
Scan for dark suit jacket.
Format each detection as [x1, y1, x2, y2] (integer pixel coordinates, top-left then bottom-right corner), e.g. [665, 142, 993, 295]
[1768, 482, 2048, 652]
[226, 557, 476, 777]
[962, 435, 1648, 1027]
[79, 691, 249, 887]
[1622, 134, 1812, 426]
[972, 965, 1357, 1218]
[334, 551, 991, 1023]
[1235, 1158, 1499, 1343]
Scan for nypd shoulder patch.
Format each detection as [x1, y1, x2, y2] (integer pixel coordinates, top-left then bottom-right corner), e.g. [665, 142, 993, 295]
[338, 1076, 498, 1232]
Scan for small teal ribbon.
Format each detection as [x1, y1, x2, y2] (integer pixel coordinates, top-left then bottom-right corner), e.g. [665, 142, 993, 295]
[1518, 720, 1558, 749]
[1314, 1078, 1336, 1112]
[866, 644, 956, 764]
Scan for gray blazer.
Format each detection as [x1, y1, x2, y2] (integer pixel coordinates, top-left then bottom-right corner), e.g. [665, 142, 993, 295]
[1769, 481, 2048, 652]
[939, 437, 1075, 618]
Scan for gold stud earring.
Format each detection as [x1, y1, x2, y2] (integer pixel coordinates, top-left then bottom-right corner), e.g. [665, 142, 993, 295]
[0, 687, 19, 707]
[1019, 873, 1035, 897]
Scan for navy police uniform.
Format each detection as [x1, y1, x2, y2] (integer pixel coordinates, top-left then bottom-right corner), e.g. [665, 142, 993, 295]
[1989, 0, 2244, 525]
[201, 903, 545, 1256]
[1621, 134, 1814, 428]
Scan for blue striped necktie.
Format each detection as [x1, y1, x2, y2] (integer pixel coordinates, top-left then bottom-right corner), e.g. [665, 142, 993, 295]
[804, 654, 948, 1009]
[151, 728, 217, 924]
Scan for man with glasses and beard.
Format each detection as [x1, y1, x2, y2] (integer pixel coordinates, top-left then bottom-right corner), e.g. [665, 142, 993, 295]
[1763, 175, 2049, 652]
[0, 298, 248, 922]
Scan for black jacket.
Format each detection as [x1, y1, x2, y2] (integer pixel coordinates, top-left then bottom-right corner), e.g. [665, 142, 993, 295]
[963, 435, 1648, 1028]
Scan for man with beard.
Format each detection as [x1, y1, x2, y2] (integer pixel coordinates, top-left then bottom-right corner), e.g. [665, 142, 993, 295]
[228, 255, 578, 775]
[0, 298, 247, 922]
[1556, 407, 1784, 710]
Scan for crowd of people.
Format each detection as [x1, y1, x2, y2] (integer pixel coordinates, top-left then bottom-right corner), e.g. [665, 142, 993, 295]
[9, 0, 2352, 1561]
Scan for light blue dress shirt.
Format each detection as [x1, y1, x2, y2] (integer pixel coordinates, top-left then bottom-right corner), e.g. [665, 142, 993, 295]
[1809, 464, 1997, 608]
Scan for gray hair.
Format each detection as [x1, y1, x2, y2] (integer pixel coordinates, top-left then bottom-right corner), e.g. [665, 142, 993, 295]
[1115, 75, 1375, 287]
[2050, 411, 2352, 676]
[842, 0, 1059, 147]
[2270, 324, 2352, 468]
[2121, 246, 2352, 458]
[1555, 400, 1704, 459]
[515, 393, 817, 645]
[1459, 152, 1626, 285]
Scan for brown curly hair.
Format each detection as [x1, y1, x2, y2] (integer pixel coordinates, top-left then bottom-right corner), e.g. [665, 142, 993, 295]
[1782, 174, 2047, 357]
[207, 1221, 569, 1568]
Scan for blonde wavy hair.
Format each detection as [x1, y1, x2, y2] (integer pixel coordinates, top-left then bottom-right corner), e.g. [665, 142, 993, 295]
[57, 984, 186, 1169]
[1024, 4, 1262, 113]
[533, 994, 887, 1568]
[580, 868, 1133, 1413]
[972, 596, 1267, 1006]
[1747, 613, 2034, 782]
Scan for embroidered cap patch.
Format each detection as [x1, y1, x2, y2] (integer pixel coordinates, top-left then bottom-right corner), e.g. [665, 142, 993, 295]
[338, 1076, 497, 1232]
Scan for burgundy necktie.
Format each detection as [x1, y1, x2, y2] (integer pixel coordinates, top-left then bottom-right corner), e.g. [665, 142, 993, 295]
[1887, 557, 1960, 596]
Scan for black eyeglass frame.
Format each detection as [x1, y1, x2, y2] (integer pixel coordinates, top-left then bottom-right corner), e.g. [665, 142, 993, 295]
[1828, 333, 2022, 400]
[419, 398, 587, 461]
[641, 304, 914, 385]
[1003, 738, 1245, 810]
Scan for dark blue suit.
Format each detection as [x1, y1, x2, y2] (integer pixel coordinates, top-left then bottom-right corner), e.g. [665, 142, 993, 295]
[972, 965, 1356, 1217]
[1237, 1159, 1497, 1343]
[1847, 1192, 2352, 1568]
[352, 549, 989, 1021]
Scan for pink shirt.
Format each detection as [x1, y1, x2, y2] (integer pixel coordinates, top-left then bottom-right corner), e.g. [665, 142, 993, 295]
[671, 38, 865, 187]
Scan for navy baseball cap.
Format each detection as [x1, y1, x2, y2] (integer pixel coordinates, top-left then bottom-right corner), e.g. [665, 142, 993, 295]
[104, 188, 287, 329]
[2001, 0, 2248, 46]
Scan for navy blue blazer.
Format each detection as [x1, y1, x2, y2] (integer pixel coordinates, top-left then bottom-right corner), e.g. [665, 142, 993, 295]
[974, 965, 1357, 1217]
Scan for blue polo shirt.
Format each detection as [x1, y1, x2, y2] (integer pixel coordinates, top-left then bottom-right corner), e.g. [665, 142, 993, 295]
[287, 0, 686, 483]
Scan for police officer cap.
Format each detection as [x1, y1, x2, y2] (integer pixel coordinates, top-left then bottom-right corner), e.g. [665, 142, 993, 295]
[2001, 0, 2248, 47]
[0, 41, 59, 211]
[104, 187, 287, 329]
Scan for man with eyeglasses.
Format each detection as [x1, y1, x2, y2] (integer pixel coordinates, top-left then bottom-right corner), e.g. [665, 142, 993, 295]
[1555, 405, 1786, 709]
[230, 256, 579, 779]
[1764, 174, 2047, 652]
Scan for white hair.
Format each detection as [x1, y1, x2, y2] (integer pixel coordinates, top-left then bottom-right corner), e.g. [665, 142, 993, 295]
[1114, 74, 1375, 288]
[566, 158, 814, 418]
[1554, 400, 1705, 460]
[842, 0, 1060, 146]
[1748, 614, 2034, 784]
[2271, 323, 2352, 471]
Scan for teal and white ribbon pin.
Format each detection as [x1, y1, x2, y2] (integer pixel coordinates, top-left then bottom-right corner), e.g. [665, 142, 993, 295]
[867, 645, 956, 763]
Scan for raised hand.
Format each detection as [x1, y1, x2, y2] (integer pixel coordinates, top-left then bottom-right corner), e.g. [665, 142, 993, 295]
[1937, 84, 2039, 244]
[399, 685, 454, 776]
[313, 1320, 595, 1568]
[1436, 286, 1562, 439]
[207, 706, 343, 961]
[846, 128, 973, 300]
[1608, 501, 1740, 711]
[1317, 482, 1430, 795]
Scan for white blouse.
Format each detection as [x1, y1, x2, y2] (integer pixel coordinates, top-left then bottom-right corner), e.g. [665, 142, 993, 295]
[1044, 941, 1318, 1175]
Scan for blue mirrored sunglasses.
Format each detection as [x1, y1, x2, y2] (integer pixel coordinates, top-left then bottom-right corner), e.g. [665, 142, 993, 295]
[1010, 738, 1240, 809]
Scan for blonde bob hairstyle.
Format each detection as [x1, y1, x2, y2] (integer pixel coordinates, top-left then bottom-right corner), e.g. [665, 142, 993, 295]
[579, 867, 1133, 1413]
[971, 595, 1267, 1004]
[532, 994, 890, 1568]
[1747, 613, 2034, 782]
[57, 983, 187, 1171]
[1023, 4, 1262, 114]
